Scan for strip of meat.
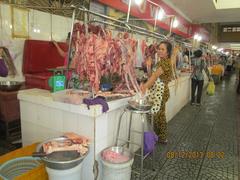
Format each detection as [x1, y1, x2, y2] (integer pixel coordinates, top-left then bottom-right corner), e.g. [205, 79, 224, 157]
[43, 142, 88, 156]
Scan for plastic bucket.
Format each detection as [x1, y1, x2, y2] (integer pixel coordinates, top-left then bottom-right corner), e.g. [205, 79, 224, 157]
[46, 162, 83, 180]
[101, 146, 134, 180]
[101, 158, 134, 180]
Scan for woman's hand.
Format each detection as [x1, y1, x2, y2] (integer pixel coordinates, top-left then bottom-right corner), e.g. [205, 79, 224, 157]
[52, 40, 58, 47]
[52, 40, 65, 58]
[140, 83, 147, 95]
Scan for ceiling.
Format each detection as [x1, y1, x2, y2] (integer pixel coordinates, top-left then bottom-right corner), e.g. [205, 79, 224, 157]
[162, 0, 240, 23]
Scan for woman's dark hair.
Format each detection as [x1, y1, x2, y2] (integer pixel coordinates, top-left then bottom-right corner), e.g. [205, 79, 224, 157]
[194, 49, 203, 58]
[159, 41, 172, 58]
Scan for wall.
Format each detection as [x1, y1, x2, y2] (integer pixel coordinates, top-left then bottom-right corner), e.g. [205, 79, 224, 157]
[0, 3, 72, 81]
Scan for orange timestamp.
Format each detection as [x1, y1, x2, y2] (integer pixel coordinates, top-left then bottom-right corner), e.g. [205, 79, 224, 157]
[167, 151, 225, 159]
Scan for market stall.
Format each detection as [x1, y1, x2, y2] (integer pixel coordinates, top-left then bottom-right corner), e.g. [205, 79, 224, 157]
[1, 1, 200, 179]
[18, 73, 191, 179]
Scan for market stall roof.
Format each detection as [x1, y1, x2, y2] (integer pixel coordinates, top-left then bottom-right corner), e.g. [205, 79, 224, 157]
[162, 0, 240, 23]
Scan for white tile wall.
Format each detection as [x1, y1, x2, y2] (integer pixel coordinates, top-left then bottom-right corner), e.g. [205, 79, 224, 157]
[81, 144, 94, 180]
[95, 137, 108, 155]
[36, 104, 52, 127]
[77, 114, 94, 140]
[166, 76, 191, 121]
[49, 108, 64, 131]
[95, 114, 108, 140]
[0, 4, 12, 39]
[20, 101, 38, 123]
[29, 9, 51, 40]
[52, 14, 72, 42]
[62, 112, 79, 132]
[21, 121, 36, 146]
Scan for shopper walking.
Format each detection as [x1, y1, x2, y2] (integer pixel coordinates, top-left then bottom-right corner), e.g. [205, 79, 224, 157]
[191, 49, 211, 105]
[236, 54, 240, 94]
[140, 41, 173, 144]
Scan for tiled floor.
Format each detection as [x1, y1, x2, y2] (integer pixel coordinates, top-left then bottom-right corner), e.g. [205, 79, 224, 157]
[131, 74, 239, 180]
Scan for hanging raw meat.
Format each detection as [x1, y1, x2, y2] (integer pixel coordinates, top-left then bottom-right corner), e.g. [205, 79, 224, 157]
[71, 23, 141, 93]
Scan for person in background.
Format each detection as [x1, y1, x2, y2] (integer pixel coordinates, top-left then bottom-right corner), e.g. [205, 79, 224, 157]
[0, 47, 17, 77]
[140, 41, 173, 144]
[236, 54, 240, 94]
[226, 55, 233, 72]
[52, 32, 74, 68]
[191, 49, 211, 106]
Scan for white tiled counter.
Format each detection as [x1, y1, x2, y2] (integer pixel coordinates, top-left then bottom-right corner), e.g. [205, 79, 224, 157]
[17, 74, 192, 180]
[166, 74, 191, 121]
[18, 88, 132, 180]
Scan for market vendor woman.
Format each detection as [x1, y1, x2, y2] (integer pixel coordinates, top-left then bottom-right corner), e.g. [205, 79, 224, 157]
[0, 47, 17, 77]
[140, 41, 173, 144]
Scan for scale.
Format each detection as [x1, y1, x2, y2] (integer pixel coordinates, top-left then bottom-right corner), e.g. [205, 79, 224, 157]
[48, 68, 67, 92]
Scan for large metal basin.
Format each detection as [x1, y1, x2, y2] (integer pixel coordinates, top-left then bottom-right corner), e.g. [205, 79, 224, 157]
[36, 137, 89, 170]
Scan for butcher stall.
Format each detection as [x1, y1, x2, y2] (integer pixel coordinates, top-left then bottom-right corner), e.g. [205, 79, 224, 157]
[15, 4, 194, 180]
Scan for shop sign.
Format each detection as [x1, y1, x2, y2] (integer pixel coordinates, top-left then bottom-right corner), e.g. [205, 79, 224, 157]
[222, 26, 240, 33]
[97, 0, 193, 38]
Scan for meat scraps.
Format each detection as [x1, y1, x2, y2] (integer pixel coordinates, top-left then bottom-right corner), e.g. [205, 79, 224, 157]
[42, 132, 89, 156]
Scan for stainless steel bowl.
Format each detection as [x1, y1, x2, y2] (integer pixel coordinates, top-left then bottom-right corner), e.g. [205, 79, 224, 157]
[36, 137, 89, 170]
[128, 100, 152, 111]
[0, 81, 23, 91]
[101, 146, 133, 164]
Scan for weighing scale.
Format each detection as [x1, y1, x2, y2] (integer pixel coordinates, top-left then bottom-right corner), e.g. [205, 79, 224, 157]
[48, 68, 67, 92]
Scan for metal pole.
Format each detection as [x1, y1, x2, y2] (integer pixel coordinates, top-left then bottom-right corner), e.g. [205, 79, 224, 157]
[126, 0, 132, 23]
[153, 7, 158, 31]
[65, 6, 76, 89]
[169, 16, 174, 36]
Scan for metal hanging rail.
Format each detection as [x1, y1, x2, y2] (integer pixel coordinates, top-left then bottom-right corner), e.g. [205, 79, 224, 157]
[77, 6, 167, 40]
[88, 19, 166, 41]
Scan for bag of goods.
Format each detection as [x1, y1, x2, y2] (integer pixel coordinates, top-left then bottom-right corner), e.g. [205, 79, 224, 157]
[207, 81, 215, 96]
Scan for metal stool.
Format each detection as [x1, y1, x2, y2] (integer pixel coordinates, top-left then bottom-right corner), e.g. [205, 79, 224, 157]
[115, 106, 155, 180]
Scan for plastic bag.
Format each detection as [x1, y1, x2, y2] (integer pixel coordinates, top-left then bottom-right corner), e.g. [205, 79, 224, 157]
[144, 131, 158, 155]
[207, 81, 215, 95]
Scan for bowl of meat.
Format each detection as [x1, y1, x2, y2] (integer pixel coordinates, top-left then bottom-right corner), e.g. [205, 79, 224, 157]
[101, 146, 133, 164]
[34, 133, 89, 170]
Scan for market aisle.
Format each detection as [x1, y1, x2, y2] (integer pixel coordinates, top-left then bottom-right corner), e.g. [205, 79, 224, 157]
[132, 74, 239, 180]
